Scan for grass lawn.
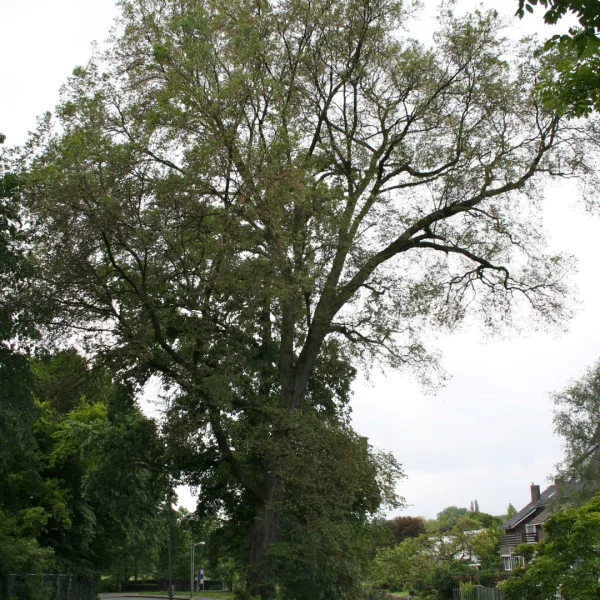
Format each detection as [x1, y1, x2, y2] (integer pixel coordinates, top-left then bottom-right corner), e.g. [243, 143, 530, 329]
[390, 591, 411, 598]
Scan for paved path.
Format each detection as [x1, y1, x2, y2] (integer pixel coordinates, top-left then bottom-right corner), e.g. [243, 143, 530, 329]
[100, 592, 189, 600]
[99, 595, 189, 600]
[99, 594, 223, 600]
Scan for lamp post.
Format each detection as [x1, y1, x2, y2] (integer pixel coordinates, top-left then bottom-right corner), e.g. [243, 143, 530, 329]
[191, 541, 205, 598]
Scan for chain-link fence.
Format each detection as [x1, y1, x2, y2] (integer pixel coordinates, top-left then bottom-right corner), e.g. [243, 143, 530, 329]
[0, 574, 96, 600]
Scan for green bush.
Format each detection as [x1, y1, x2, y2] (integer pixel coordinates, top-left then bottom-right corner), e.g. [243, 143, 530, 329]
[359, 585, 393, 600]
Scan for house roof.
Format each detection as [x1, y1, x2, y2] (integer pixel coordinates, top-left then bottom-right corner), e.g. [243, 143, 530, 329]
[501, 485, 556, 531]
[529, 508, 551, 526]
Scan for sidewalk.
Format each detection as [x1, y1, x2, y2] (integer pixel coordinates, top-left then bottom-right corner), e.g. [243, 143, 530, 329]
[121, 596, 226, 599]
[100, 591, 229, 600]
[100, 594, 228, 600]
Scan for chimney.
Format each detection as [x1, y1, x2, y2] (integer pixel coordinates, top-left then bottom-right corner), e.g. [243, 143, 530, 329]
[531, 483, 541, 504]
[554, 475, 564, 493]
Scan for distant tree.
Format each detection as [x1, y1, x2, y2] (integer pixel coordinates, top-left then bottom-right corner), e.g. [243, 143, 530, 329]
[437, 506, 470, 532]
[506, 503, 518, 519]
[385, 516, 426, 544]
[373, 519, 483, 599]
[502, 492, 600, 600]
[467, 511, 502, 529]
[370, 517, 395, 551]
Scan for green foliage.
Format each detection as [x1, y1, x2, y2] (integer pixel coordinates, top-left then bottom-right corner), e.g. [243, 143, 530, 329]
[385, 516, 426, 544]
[467, 512, 503, 530]
[436, 507, 470, 532]
[0, 347, 168, 579]
[469, 528, 501, 571]
[432, 507, 502, 533]
[372, 520, 485, 599]
[0, 507, 54, 574]
[460, 581, 476, 600]
[506, 504, 518, 519]
[502, 492, 600, 600]
[517, 0, 600, 116]
[552, 358, 600, 505]
[517, 0, 600, 34]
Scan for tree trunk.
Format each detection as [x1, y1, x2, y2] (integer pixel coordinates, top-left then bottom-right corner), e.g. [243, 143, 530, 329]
[168, 489, 174, 600]
[245, 308, 325, 598]
[247, 473, 281, 600]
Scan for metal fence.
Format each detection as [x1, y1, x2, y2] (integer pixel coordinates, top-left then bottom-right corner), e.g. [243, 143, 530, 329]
[122, 579, 230, 593]
[0, 575, 96, 600]
[453, 585, 504, 600]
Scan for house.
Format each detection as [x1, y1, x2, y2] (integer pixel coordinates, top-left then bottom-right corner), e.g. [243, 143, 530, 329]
[499, 483, 556, 571]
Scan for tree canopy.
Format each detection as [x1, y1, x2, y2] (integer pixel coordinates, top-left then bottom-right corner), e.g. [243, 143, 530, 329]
[518, 0, 600, 116]
[384, 516, 426, 544]
[552, 358, 600, 504]
[0, 348, 167, 579]
[6, 0, 600, 596]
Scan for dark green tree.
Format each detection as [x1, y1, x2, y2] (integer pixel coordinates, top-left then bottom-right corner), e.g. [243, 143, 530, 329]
[4, 351, 167, 577]
[168, 345, 403, 599]
[0, 169, 35, 477]
[0, 159, 52, 573]
[384, 516, 426, 544]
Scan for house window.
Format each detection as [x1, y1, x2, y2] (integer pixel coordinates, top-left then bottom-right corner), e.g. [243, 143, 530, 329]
[502, 556, 512, 571]
[525, 524, 536, 534]
[513, 555, 525, 568]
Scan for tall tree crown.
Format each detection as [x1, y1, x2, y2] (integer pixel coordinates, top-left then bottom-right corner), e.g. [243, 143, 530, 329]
[20, 0, 596, 397]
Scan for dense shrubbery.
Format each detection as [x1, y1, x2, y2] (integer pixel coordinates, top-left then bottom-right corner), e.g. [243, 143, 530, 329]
[372, 512, 502, 600]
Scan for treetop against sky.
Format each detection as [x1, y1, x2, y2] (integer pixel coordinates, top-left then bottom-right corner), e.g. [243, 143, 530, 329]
[3, 0, 600, 524]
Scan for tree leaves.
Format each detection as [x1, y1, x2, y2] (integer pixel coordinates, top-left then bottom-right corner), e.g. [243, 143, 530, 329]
[518, 0, 600, 116]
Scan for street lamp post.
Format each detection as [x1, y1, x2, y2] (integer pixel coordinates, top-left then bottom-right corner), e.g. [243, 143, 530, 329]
[191, 541, 205, 598]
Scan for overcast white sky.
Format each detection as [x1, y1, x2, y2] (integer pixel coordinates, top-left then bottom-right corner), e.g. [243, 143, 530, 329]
[2, 0, 597, 519]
